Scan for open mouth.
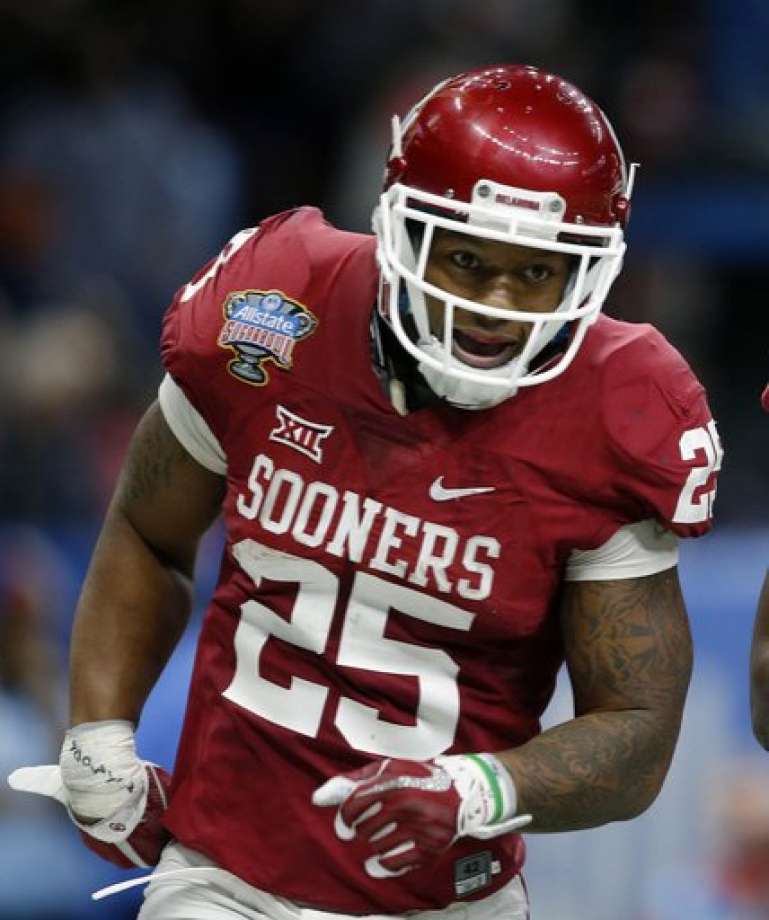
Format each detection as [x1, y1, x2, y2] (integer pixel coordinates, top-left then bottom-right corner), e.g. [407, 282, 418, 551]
[452, 329, 520, 369]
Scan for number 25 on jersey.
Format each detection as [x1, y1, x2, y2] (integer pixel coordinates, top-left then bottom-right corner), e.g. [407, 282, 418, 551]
[223, 538, 475, 761]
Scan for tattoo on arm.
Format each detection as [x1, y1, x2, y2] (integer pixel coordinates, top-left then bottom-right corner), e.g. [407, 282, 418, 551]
[117, 403, 225, 516]
[502, 567, 692, 832]
[119, 404, 198, 506]
[109, 402, 225, 576]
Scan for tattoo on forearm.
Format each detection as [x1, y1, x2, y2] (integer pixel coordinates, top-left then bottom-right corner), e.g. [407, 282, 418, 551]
[508, 710, 663, 831]
[507, 569, 692, 831]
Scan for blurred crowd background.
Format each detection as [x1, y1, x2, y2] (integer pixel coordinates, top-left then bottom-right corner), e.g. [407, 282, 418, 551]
[1, 1, 768, 918]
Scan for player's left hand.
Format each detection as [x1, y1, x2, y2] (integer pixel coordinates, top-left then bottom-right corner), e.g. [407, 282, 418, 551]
[312, 754, 531, 878]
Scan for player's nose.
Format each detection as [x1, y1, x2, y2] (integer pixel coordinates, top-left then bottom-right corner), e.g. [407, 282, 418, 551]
[469, 292, 521, 333]
[472, 278, 521, 325]
[471, 309, 516, 332]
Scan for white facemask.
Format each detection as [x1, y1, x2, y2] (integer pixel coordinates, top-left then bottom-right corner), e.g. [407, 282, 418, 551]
[373, 176, 628, 410]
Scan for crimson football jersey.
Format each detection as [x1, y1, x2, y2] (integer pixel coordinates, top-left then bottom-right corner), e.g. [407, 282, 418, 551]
[159, 208, 719, 913]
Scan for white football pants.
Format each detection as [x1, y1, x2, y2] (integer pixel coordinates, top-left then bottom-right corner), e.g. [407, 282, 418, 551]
[136, 842, 529, 920]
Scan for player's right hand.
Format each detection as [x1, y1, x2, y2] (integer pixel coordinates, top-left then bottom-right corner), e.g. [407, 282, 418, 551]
[7, 720, 172, 869]
[313, 754, 531, 878]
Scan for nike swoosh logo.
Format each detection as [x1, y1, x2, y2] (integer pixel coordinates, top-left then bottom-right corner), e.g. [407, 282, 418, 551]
[429, 476, 496, 502]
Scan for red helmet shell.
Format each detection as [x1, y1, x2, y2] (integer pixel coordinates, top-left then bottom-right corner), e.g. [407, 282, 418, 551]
[386, 64, 629, 228]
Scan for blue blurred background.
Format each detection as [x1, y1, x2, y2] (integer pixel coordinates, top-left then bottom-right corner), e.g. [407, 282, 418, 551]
[1, 1, 768, 918]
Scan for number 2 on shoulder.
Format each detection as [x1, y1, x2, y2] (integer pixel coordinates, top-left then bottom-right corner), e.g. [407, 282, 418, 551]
[672, 419, 723, 524]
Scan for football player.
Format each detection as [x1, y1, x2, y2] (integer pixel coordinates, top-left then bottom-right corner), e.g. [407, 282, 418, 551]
[750, 384, 769, 749]
[9, 65, 723, 920]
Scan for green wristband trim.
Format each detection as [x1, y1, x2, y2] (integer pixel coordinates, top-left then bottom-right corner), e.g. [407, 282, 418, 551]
[466, 753, 504, 824]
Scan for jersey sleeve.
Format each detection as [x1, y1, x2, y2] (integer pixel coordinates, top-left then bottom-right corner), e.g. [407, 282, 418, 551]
[601, 327, 723, 539]
[158, 374, 227, 474]
[565, 520, 678, 581]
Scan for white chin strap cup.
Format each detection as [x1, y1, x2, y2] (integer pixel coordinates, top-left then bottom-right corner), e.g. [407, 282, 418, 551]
[417, 338, 521, 410]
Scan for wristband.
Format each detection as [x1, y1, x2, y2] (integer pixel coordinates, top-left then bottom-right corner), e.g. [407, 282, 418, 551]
[434, 752, 530, 837]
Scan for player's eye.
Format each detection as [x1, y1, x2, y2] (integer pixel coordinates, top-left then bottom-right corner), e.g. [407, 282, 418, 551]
[522, 264, 554, 284]
[449, 250, 482, 271]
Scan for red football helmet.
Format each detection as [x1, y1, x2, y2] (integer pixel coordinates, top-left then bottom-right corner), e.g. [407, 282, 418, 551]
[373, 64, 635, 409]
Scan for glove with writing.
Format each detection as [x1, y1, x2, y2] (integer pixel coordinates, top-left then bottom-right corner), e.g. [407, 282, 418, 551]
[312, 754, 531, 878]
[8, 720, 171, 869]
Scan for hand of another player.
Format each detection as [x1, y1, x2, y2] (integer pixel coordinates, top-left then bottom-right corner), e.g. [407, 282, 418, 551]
[312, 754, 531, 878]
[7, 721, 172, 869]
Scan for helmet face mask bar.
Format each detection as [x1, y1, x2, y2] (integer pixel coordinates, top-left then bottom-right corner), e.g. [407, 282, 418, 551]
[372, 65, 636, 410]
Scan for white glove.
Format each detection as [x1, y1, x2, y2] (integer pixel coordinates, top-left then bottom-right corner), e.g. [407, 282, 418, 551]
[8, 720, 171, 868]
